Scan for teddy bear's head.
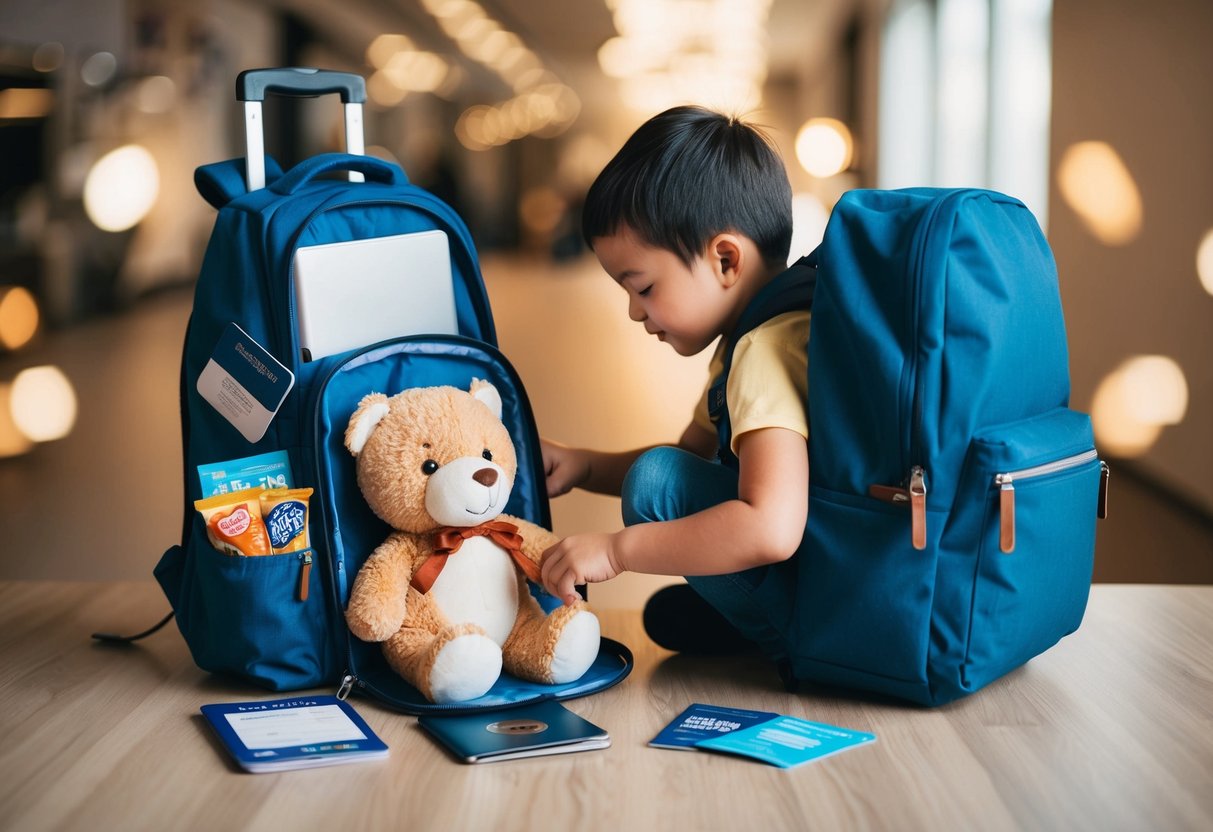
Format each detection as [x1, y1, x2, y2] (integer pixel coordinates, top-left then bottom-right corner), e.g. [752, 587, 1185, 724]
[344, 379, 518, 534]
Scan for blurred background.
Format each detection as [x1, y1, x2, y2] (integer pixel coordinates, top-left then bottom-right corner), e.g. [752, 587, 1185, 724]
[0, 0, 1209, 606]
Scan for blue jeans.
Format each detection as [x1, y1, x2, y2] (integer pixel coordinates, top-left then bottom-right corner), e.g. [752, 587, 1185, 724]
[621, 446, 799, 661]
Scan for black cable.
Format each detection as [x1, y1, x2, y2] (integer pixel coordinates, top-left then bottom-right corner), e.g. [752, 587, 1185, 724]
[91, 611, 175, 644]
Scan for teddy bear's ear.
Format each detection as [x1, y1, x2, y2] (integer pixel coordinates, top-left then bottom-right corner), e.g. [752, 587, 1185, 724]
[345, 393, 391, 456]
[469, 378, 502, 420]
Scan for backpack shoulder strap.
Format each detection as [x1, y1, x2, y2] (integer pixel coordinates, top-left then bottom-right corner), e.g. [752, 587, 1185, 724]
[709, 255, 816, 468]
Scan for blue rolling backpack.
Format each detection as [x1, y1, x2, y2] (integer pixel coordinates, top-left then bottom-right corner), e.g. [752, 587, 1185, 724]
[720, 188, 1108, 706]
[133, 69, 631, 714]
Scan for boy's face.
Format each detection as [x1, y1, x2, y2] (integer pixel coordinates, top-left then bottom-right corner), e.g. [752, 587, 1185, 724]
[592, 226, 733, 357]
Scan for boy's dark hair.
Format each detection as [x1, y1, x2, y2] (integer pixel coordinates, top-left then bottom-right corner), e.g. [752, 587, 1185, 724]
[582, 106, 793, 271]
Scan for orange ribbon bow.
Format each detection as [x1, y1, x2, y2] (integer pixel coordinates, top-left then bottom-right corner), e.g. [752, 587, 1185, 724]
[411, 520, 542, 594]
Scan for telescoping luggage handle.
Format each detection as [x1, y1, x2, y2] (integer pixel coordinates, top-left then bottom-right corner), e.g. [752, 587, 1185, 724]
[236, 68, 367, 191]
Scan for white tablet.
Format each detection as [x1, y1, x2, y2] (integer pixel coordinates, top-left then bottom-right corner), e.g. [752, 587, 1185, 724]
[293, 229, 458, 361]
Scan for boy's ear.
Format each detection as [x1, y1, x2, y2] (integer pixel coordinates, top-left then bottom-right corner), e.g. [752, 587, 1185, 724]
[707, 233, 745, 288]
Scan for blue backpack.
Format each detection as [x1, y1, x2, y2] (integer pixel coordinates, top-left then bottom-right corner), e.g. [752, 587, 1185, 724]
[718, 188, 1106, 706]
[142, 70, 631, 713]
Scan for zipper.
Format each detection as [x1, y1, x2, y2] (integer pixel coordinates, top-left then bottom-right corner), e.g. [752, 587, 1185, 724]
[909, 466, 927, 550]
[297, 550, 313, 602]
[900, 192, 956, 550]
[307, 335, 554, 711]
[903, 191, 958, 476]
[1098, 461, 1111, 520]
[994, 449, 1099, 554]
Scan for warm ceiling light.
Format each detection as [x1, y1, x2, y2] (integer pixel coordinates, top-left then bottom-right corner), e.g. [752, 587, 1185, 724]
[519, 187, 567, 234]
[1197, 228, 1213, 297]
[83, 145, 160, 232]
[136, 75, 176, 114]
[366, 34, 414, 70]
[0, 88, 54, 120]
[367, 71, 408, 107]
[9, 365, 78, 443]
[1057, 141, 1143, 246]
[795, 118, 854, 178]
[1090, 355, 1188, 457]
[32, 42, 64, 73]
[0, 384, 33, 458]
[383, 51, 449, 93]
[0, 286, 39, 350]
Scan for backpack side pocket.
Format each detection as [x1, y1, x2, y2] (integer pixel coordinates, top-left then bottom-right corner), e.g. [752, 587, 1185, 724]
[156, 514, 334, 690]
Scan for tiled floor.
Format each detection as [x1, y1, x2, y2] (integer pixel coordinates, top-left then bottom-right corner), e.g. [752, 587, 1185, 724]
[0, 253, 1209, 605]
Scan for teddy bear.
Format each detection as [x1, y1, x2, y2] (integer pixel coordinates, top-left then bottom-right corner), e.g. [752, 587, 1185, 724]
[342, 379, 601, 704]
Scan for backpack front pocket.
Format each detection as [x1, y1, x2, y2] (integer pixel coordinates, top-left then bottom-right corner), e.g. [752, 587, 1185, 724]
[950, 408, 1102, 693]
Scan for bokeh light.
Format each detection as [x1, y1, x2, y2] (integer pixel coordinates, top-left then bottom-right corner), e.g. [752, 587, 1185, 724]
[0, 384, 34, 458]
[1057, 141, 1143, 246]
[31, 42, 65, 74]
[1196, 228, 1213, 297]
[80, 52, 117, 87]
[519, 187, 567, 235]
[0, 88, 55, 120]
[136, 75, 177, 114]
[1091, 355, 1188, 457]
[83, 145, 160, 232]
[9, 365, 78, 443]
[0, 287, 40, 351]
[795, 118, 854, 178]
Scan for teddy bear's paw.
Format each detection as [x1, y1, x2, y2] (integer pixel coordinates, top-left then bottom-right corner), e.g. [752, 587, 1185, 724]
[428, 633, 502, 703]
[547, 610, 601, 684]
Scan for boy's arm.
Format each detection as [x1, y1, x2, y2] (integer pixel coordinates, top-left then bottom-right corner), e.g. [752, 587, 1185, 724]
[540, 426, 808, 603]
[541, 421, 716, 498]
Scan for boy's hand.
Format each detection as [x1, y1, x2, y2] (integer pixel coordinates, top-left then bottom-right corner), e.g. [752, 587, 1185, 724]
[540, 438, 590, 498]
[540, 533, 625, 605]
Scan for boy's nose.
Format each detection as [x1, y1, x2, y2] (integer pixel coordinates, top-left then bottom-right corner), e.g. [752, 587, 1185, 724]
[628, 297, 646, 322]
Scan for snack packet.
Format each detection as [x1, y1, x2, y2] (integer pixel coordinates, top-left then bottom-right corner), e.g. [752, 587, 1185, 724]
[195, 488, 272, 556]
[260, 487, 313, 554]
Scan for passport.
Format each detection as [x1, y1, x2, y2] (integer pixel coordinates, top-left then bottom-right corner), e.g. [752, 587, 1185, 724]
[419, 701, 609, 763]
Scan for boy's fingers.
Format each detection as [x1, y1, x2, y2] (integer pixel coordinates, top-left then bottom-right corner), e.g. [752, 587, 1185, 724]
[558, 573, 578, 606]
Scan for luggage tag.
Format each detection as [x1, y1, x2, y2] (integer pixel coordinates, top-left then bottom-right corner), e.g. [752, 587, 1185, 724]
[197, 322, 294, 443]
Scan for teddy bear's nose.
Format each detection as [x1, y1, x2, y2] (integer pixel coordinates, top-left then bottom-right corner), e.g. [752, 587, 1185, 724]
[473, 467, 498, 487]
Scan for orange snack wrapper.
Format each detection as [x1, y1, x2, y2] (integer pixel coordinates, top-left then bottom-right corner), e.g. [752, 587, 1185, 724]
[259, 487, 313, 554]
[195, 488, 272, 556]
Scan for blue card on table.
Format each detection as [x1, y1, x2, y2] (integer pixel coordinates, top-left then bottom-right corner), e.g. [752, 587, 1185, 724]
[648, 703, 779, 750]
[696, 714, 876, 769]
[201, 695, 388, 773]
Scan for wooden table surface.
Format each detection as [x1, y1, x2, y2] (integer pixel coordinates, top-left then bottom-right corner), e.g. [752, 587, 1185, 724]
[1, 581, 1210, 831]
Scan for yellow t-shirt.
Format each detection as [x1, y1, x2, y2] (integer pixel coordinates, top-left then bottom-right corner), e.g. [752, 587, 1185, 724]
[693, 310, 811, 455]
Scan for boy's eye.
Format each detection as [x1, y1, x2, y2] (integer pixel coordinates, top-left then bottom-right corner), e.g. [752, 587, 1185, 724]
[637, 285, 653, 297]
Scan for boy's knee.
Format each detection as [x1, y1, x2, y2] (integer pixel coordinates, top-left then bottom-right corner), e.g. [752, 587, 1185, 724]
[621, 446, 691, 526]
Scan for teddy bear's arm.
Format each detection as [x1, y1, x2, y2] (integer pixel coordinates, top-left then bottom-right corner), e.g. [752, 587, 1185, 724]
[345, 533, 423, 642]
[499, 514, 560, 568]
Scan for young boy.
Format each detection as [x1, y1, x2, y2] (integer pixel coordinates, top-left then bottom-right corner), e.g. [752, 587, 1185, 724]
[538, 106, 812, 663]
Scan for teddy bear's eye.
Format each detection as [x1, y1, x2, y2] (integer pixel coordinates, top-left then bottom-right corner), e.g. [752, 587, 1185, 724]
[482, 449, 493, 461]
[421, 459, 439, 475]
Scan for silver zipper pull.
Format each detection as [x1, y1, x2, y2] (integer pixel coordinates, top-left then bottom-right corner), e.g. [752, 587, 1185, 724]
[909, 466, 927, 550]
[996, 473, 1016, 553]
[1098, 461, 1110, 520]
[337, 673, 355, 701]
